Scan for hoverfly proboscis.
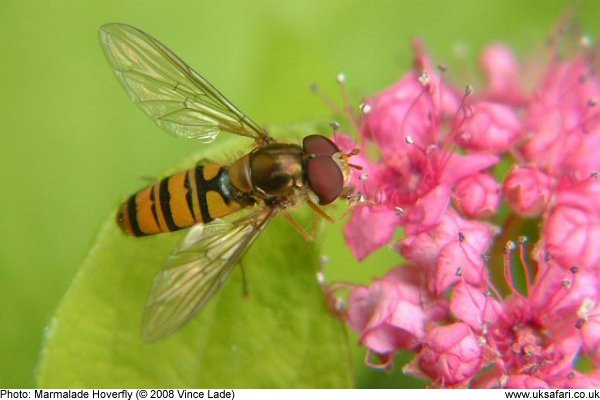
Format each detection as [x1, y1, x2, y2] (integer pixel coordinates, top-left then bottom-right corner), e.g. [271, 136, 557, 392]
[100, 23, 358, 342]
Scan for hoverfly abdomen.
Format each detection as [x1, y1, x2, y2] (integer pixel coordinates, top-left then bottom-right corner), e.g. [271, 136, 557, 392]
[117, 164, 255, 237]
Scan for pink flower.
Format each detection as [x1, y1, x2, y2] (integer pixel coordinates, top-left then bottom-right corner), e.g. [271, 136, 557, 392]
[579, 300, 600, 365]
[457, 102, 522, 153]
[344, 206, 400, 261]
[333, 27, 600, 388]
[447, 245, 597, 388]
[543, 180, 600, 271]
[406, 323, 482, 387]
[341, 43, 499, 260]
[503, 165, 553, 217]
[505, 375, 551, 389]
[520, 57, 600, 177]
[347, 266, 448, 366]
[480, 44, 526, 105]
[450, 281, 502, 331]
[453, 172, 500, 218]
[360, 41, 460, 162]
[401, 209, 496, 273]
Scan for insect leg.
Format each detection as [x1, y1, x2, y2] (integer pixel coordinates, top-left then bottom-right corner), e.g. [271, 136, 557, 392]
[281, 211, 313, 241]
[239, 258, 249, 297]
[306, 199, 335, 223]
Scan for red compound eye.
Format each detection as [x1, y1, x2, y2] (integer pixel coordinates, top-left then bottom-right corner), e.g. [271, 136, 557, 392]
[303, 134, 340, 157]
[306, 156, 344, 205]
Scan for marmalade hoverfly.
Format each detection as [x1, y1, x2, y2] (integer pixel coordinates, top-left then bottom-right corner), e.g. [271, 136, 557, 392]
[100, 24, 357, 341]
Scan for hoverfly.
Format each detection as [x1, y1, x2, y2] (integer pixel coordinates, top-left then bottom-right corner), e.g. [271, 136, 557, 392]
[100, 24, 357, 341]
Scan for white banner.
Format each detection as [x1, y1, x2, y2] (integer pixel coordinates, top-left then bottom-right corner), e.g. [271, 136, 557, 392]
[1, 389, 600, 400]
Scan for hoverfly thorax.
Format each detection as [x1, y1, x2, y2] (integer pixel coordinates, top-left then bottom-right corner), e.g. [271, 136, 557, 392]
[249, 143, 305, 200]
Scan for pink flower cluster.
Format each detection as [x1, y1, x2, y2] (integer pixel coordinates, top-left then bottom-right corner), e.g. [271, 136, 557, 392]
[334, 38, 600, 388]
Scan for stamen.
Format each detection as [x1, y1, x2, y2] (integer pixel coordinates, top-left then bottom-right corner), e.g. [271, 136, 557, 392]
[310, 83, 344, 115]
[449, 84, 475, 143]
[365, 349, 393, 370]
[336, 72, 362, 140]
[315, 270, 326, 286]
[359, 103, 372, 115]
[418, 71, 430, 86]
[570, 265, 579, 274]
[517, 236, 533, 293]
[503, 241, 522, 297]
[580, 35, 593, 48]
[577, 299, 595, 320]
[323, 281, 355, 319]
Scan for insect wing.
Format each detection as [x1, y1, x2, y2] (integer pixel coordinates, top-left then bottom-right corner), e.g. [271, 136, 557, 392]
[142, 208, 275, 341]
[100, 23, 271, 144]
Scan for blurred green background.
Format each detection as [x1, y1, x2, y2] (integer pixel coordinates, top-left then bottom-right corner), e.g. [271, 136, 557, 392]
[1, 0, 598, 388]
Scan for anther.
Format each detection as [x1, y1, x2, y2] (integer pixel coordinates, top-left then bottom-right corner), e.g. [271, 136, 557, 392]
[418, 71, 430, 86]
[570, 266, 579, 274]
[315, 271, 326, 286]
[580, 35, 593, 48]
[359, 103, 372, 114]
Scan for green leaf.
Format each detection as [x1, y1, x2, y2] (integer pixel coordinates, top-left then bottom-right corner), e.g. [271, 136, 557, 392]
[36, 124, 353, 388]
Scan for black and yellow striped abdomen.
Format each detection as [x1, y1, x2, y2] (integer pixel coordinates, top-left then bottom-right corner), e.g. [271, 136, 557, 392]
[117, 164, 255, 236]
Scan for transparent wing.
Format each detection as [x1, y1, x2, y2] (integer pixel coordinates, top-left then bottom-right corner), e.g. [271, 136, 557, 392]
[142, 208, 275, 341]
[100, 23, 272, 144]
